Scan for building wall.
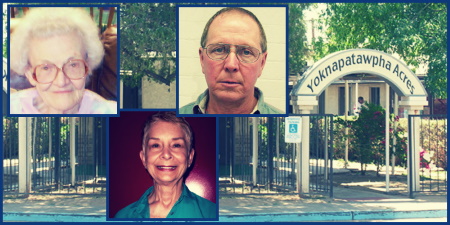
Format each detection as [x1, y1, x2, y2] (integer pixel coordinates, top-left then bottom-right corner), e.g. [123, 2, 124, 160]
[311, 82, 389, 115]
[141, 78, 176, 109]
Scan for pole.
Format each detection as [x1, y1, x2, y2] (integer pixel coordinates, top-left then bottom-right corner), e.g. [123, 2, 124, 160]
[252, 118, 258, 186]
[345, 81, 349, 167]
[392, 92, 398, 175]
[70, 118, 76, 186]
[18, 117, 29, 194]
[301, 115, 310, 194]
[385, 83, 390, 192]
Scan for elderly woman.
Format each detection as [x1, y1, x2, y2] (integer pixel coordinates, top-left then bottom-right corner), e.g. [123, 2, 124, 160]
[10, 7, 116, 114]
[114, 112, 216, 219]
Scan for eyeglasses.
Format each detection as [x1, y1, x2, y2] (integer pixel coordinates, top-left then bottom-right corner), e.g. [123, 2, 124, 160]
[203, 43, 262, 63]
[32, 59, 89, 84]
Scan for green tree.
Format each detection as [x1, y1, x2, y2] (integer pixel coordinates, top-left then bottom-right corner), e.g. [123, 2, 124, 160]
[313, 3, 447, 99]
[120, 3, 176, 88]
[353, 103, 386, 175]
[288, 3, 311, 75]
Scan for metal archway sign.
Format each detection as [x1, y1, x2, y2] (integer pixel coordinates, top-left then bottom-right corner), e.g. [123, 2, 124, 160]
[292, 48, 427, 97]
[290, 48, 429, 195]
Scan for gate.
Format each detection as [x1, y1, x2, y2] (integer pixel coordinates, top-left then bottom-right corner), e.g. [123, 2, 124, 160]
[408, 114, 447, 197]
[3, 117, 106, 195]
[219, 115, 334, 197]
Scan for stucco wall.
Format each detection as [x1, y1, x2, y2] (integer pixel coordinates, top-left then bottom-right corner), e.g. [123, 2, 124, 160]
[141, 79, 176, 109]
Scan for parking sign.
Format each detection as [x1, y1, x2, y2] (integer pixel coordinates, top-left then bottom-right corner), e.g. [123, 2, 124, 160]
[285, 117, 301, 143]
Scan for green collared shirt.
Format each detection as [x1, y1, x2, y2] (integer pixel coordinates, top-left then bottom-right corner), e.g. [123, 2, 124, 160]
[114, 184, 217, 219]
[179, 87, 284, 114]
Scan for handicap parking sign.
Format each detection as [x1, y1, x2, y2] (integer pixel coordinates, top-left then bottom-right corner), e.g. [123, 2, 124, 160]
[285, 117, 301, 143]
[289, 124, 297, 133]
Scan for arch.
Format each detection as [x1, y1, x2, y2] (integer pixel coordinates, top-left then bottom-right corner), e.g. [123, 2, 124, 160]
[291, 49, 427, 110]
[290, 49, 429, 195]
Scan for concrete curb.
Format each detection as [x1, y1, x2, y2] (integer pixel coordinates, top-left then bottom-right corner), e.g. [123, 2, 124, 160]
[4, 209, 446, 222]
[219, 209, 447, 222]
[3, 212, 106, 222]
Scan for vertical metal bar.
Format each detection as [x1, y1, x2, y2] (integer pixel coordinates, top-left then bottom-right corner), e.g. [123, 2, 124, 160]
[48, 118, 52, 187]
[326, 115, 329, 192]
[385, 83, 390, 193]
[443, 116, 447, 192]
[245, 118, 250, 185]
[54, 118, 61, 190]
[230, 118, 235, 184]
[83, 118, 88, 194]
[95, 118, 99, 185]
[313, 116, 317, 191]
[276, 118, 280, 186]
[252, 118, 258, 186]
[427, 117, 431, 192]
[31, 118, 36, 191]
[329, 115, 334, 198]
[408, 115, 414, 198]
[268, 117, 274, 190]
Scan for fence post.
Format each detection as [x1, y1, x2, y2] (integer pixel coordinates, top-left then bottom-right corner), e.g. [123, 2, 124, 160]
[18, 117, 31, 194]
[301, 115, 310, 194]
[412, 115, 421, 192]
[252, 118, 258, 186]
[385, 83, 390, 193]
[408, 114, 422, 198]
[268, 117, 274, 189]
[70, 118, 76, 186]
[54, 118, 61, 190]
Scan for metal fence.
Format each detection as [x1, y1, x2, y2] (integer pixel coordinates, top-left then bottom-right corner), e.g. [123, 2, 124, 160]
[3, 117, 106, 195]
[219, 115, 334, 197]
[408, 114, 447, 197]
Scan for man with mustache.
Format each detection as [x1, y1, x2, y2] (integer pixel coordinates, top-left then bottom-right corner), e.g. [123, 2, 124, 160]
[179, 7, 283, 114]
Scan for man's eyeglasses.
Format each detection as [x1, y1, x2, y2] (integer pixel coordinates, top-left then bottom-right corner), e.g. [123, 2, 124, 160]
[32, 59, 89, 84]
[203, 43, 262, 63]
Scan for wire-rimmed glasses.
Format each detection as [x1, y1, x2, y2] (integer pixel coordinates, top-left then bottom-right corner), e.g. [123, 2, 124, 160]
[203, 43, 262, 63]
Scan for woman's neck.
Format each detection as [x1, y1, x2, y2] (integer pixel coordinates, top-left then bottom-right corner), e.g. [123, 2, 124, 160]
[33, 94, 80, 114]
[148, 181, 184, 218]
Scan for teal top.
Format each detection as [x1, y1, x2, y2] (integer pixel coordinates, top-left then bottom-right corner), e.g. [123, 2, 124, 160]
[179, 87, 284, 114]
[114, 184, 217, 219]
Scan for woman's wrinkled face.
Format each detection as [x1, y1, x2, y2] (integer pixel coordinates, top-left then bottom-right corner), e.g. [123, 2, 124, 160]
[140, 121, 194, 186]
[25, 33, 87, 114]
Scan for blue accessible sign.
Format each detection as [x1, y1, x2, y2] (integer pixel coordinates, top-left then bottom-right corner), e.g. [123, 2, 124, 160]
[285, 117, 301, 143]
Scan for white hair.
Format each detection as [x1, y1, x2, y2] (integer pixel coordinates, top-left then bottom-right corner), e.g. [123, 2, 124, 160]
[10, 7, 104, 75]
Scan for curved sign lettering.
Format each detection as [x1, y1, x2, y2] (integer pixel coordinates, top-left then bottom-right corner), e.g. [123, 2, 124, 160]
[292, 49, 427, 97]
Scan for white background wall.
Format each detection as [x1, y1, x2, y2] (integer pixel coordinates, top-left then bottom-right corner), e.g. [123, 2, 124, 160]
[178, 6, 287, 112]
[323, 83, 388, 115]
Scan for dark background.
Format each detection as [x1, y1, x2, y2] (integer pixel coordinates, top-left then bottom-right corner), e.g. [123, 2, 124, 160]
[108, 111, 217, 218]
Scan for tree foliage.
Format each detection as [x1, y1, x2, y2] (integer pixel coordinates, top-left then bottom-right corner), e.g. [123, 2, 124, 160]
[288, 3, 311, 75]
[352, 103, 386, 175]
[120, 3, 176, 88]
[334, 103, 408, 175]
[313, 3, 447, 99]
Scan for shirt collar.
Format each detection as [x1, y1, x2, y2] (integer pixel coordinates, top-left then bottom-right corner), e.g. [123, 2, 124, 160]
[194, 88, 261, 114]
[139, 184, 194, 218]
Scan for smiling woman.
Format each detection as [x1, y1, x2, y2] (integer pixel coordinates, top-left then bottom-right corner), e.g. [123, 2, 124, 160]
[110, 111, 217, 220]
[9, 7, 117, 115]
